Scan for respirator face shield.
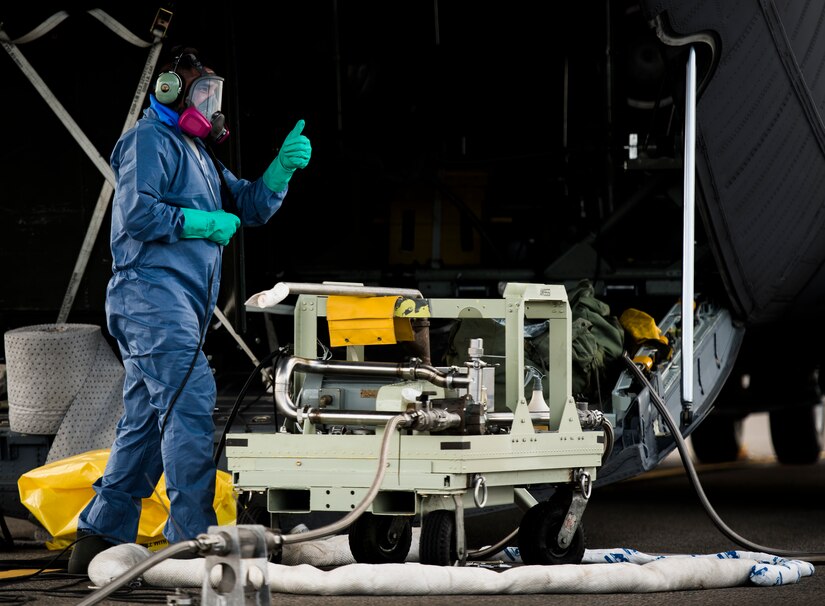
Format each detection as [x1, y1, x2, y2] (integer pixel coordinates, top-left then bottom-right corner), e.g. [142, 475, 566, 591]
[178, 74, 229, 143]
[187, 75, 224, 121]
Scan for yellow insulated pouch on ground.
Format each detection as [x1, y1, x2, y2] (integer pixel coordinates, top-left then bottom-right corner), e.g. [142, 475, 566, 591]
[327, 295, 414, 346]
[17, 449, 236, 551]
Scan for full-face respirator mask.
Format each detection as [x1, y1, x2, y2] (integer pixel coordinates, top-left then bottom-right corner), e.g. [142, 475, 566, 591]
[154, 52, 229, 143]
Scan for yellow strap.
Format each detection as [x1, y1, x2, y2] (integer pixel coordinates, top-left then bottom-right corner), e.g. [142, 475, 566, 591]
[394, 297, 431, 318]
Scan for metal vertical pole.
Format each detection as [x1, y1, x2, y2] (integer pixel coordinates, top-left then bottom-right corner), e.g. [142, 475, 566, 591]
[56, 38, 164, 323]
[681, 47, 697, 410]
[0, 33, 116, 186]
[2, 10, 170, 323]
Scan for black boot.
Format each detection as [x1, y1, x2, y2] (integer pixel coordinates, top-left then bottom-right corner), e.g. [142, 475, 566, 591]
[68, 531, 116, 575]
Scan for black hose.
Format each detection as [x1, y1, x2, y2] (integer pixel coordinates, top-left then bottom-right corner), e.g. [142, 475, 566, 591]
[213, 348, 285, 465]
[601, 417, 615, 466]
[75, 540, 202, 606]
[160, 261, 218, 440]
[622, 352, 825, 563]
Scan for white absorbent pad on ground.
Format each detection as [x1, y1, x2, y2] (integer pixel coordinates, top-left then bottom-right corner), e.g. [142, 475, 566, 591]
[88, 537, 814, 595]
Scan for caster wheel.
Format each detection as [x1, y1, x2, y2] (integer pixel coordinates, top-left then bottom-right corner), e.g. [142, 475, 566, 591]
[348, 512, 412, 564]
[419, 510, 459, 566]
[517, 486, 585, 565]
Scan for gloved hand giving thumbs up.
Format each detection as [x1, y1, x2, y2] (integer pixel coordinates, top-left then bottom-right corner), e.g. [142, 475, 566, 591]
[263, 119, 312, 192]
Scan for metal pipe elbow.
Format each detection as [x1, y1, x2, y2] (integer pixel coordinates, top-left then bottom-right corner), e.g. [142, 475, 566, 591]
[273, 356, 301, 420]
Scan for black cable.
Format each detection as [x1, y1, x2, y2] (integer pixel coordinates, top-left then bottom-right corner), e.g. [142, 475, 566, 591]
[621, 352, 825, 563]
[159, 261, 217, 439]
[75, 540, 199, 606]
[93, 587, 173, 604]
[159, 137, 234, 441]
[0, 575, 90, 603]
[204, 134, 239, 217]
[212, 348, 285, 465]
[0, 510, 14, 550]
[0, 595, 32, 604]
[236, 389, 266, 415]
[0, 568, 65, 586]
[0, 533, 125, 585]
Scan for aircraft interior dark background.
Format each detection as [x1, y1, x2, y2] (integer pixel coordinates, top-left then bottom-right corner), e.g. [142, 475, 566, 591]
[3, 0, 825, 506]
[0, 1, 719, 374]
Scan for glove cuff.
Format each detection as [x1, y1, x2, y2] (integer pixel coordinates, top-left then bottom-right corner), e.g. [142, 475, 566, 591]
[180, 208, 215, 239]
[263, 154, 295, 192]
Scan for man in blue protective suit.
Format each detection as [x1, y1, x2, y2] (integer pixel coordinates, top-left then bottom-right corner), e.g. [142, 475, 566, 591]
[68, 47, 310, 575]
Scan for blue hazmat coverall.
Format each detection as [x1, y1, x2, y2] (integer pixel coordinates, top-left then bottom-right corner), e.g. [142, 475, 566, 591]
[78, 106, 287, 544]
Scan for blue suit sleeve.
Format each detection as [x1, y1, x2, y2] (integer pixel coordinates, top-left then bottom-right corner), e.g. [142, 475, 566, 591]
[111, 127, 184, 243]
[218, 164, 287, 227]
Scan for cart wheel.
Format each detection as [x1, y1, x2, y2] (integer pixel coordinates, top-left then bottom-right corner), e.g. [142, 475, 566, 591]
[419, 509, 458, 566]
[348, 513, 412, 564]
[517, 486, 585, 565]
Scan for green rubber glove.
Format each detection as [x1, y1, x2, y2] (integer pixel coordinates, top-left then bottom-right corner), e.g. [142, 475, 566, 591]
[180, 208, 241, 246]
[263, 119, 312, 192]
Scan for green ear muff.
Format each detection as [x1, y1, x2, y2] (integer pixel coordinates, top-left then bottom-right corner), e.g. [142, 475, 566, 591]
[155, 71, 183, 105]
